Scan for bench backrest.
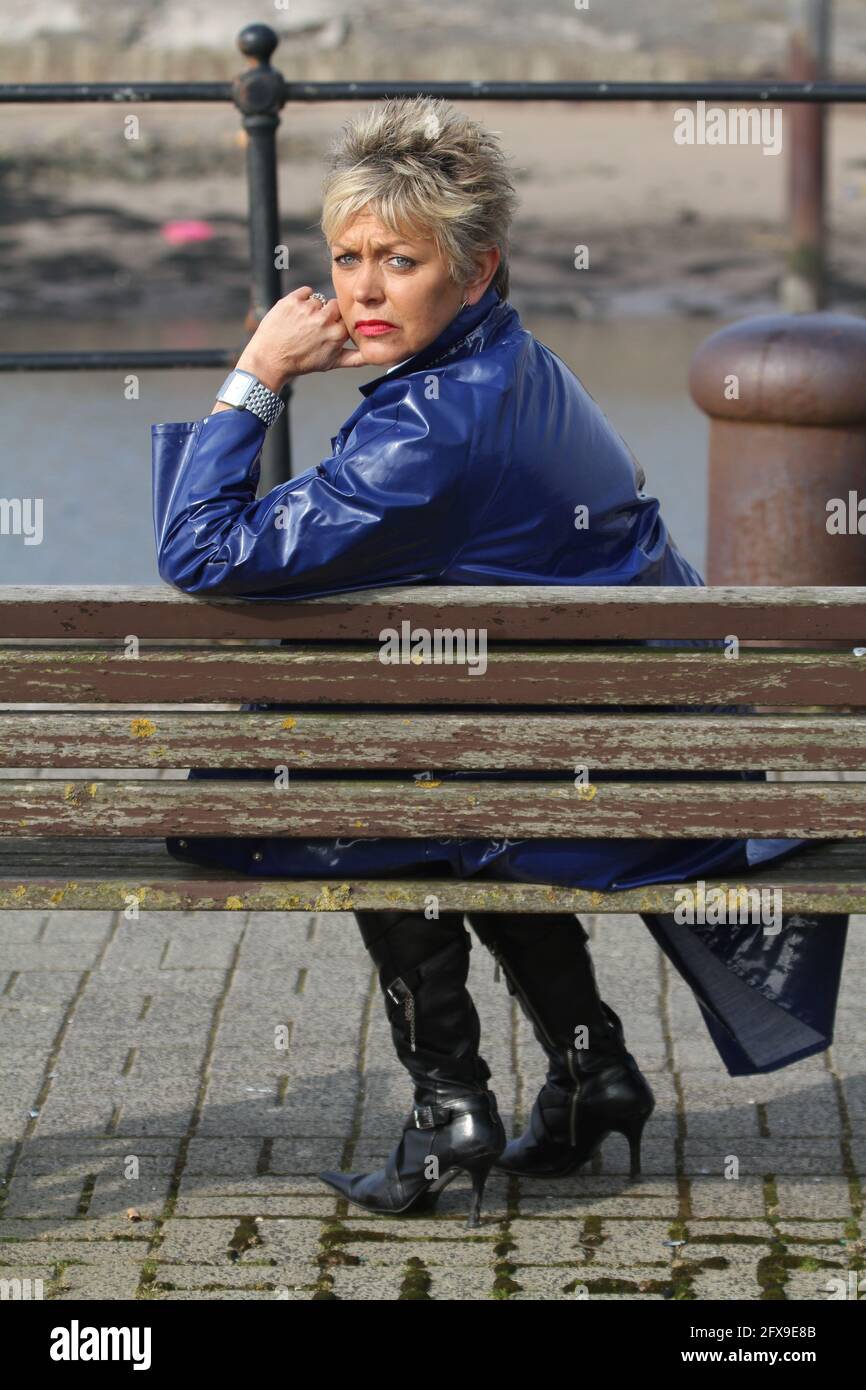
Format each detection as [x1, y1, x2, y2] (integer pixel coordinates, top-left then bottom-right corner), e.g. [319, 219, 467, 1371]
[0, 584, 864, 850]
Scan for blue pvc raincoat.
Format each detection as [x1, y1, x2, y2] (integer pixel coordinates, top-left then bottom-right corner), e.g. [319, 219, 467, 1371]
[151, 284, 847, 1074]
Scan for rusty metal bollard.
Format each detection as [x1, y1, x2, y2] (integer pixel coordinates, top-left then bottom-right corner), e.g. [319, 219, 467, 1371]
[689, 313, 866, 586]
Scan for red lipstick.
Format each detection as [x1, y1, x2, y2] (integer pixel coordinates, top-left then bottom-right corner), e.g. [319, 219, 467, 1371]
[356, 320, 398, 336]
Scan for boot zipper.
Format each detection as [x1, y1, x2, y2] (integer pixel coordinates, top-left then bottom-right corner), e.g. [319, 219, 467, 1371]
[387, 977, 416, 1052]
[489, 943, 581, 1148]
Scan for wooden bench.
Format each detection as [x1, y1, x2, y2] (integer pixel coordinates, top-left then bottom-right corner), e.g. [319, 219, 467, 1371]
[0, 583, 864, 916]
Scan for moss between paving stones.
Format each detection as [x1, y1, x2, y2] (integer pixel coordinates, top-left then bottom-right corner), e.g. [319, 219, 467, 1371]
[398, 1257, 432, 1300]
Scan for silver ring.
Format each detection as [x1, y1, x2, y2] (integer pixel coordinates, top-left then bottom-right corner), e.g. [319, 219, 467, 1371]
[311, 291, 327, 306]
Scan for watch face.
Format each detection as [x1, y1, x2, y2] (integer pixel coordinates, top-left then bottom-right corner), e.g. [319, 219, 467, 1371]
[221, 372, 253, 407]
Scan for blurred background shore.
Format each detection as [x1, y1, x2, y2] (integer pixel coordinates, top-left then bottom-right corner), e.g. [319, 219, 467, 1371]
[2, 0, 866, 322]
[2, 2, 866, 582]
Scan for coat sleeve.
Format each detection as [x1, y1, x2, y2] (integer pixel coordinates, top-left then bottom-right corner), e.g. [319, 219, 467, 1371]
[151, 385, 478, 600]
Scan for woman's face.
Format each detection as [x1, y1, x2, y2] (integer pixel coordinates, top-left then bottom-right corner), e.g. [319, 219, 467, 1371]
[329, 210, 492, 368]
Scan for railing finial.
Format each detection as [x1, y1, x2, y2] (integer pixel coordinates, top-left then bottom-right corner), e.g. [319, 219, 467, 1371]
[236, 23, 279, 64]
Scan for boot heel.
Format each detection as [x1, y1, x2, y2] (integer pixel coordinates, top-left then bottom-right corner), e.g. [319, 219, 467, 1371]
[620, 1110, 652, 1179]
[461, 1154, 495, 1229]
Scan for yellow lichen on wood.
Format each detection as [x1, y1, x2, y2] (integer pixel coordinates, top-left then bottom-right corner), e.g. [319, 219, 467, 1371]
[281, 717, 297, 730]
[576, 784, 598, 801]
[313, 883, 355, 911]
[130, 718, 157, 739]
[225, 896, 244, 910]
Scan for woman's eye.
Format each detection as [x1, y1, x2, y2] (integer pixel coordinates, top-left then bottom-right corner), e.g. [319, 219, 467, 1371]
[333, 253, 415, 269]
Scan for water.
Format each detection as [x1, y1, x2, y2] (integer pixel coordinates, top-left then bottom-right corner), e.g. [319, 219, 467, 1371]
[0, 314, 720, 584]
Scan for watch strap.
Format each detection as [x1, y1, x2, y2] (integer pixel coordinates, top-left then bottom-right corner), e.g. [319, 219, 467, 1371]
[240, 377, 285, 428]
[216, 369, 286, 428]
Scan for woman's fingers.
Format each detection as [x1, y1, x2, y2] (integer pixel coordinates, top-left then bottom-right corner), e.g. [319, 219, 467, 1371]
[241, 287, 371, 376]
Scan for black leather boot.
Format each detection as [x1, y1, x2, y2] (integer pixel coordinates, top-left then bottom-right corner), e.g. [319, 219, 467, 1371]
[318, 909, 505, 1227]
[466, 912, 654, 1179]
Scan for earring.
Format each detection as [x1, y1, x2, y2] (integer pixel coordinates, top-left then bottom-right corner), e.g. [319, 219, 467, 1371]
[460, 299, 469, 310]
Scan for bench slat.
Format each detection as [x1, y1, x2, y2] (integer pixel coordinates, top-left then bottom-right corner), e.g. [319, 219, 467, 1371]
[3, 647, 866, 705]
[0, 837, 861, 913]
[2, 711, 866, 770]
[3, 584, 866, 640]
[2, 778, 866, 837]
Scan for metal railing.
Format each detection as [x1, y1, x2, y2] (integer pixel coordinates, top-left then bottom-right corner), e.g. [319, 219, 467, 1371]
[2, 20, 866, 491]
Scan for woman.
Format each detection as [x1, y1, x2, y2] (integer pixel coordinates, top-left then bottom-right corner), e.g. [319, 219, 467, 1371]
[152, 97, 848, 1227]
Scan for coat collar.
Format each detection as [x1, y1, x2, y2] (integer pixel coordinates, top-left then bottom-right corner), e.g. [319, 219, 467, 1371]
[357, 283, 503, 397]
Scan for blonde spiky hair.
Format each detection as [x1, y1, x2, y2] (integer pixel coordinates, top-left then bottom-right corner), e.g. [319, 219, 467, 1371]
[319, 95, 520, 299]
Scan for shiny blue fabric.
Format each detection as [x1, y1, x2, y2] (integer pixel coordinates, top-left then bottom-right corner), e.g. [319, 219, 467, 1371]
[151, 284, 845, 1074]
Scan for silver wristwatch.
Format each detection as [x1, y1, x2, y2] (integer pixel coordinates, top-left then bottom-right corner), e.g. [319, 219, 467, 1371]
[215, 368, 286, 427]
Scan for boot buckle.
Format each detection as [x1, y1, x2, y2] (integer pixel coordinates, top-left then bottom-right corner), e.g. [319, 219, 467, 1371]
[413, 1102, 449, 1129]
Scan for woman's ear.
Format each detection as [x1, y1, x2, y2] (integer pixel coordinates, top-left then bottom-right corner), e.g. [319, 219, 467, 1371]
[463, 246, 501, 303]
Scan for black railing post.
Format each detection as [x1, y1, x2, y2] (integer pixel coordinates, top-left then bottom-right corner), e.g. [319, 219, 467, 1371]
[232, 23, 292, 491]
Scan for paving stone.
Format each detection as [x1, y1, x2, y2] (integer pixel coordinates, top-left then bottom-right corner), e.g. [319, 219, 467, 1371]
[0, 1266, 55, 1297]
[687, 1266, 765, 1299]
[151, 1262, 316, 1292]
[688, 1176, 768, 1219]
[156, 1216, 322, 1265]
[0, 1213, 159, 1238]
[4, 971, 89, 1002]
[179, 1195, 336, 1218]
[0, 917, 48, 943]
[50, 1255, 145, 1300]
[327, 1265, 406, 1299]
[776, 1220, 853, 1242]
[785, 1268, 860, 1300]
[423, 1268, 495, 1299]
[269, 1138, 346, 1172]
[0, 1239, 151, 1266]
[587, 1219, 684, 1266]
[0, 944, 101, 970]
[684, 1138, 844, 1176]
[183, 1139, 263, 1174]
[775, 1178, 856, 1220]
[40, 915, 115, 942]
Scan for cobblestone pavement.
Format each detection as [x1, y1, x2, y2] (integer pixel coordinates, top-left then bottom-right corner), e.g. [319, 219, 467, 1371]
[0, 910, 863, 1302]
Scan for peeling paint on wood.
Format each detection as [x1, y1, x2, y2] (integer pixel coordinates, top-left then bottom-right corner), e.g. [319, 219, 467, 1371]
[2, 778, 865, 838]
[2, 585, 865, 917]
[3, 646, 866, 706]
[4, 711, 866, 771]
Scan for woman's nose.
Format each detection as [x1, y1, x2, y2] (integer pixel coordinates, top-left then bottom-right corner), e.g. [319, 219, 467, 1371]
[353, 269, 385, 302]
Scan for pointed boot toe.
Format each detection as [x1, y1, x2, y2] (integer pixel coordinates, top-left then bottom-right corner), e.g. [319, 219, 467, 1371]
[318, 1169, 355, 1200]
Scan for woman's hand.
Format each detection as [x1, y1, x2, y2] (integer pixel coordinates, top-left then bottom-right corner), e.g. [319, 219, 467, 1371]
[235, 286, 366, 391]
